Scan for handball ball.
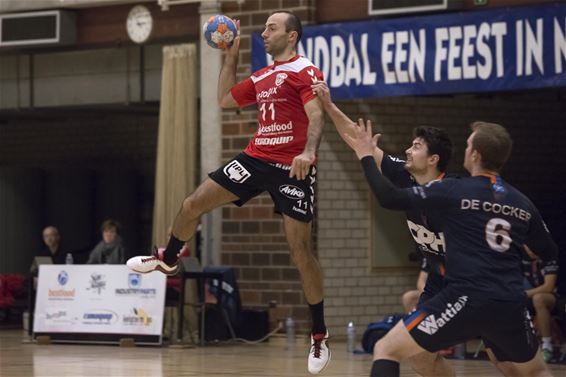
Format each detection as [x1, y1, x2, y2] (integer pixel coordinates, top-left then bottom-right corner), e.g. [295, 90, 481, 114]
[203, 15, 237, 50]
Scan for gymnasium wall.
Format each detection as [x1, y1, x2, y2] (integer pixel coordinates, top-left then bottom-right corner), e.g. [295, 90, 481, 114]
[0, 111, 159, 271]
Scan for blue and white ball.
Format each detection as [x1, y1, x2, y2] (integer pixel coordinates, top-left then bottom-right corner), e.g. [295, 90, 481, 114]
[203, 15, 237, 50]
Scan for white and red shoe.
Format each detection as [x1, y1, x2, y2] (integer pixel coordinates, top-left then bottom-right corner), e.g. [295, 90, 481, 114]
[308, 331, 331, 374]
[127, 248, 180, 276]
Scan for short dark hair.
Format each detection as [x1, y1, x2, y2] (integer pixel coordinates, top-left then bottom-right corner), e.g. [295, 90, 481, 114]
[271, 10, 302, 45]
[470, 121, 512, 172]
[413, 126, 453, 172]
[101, 219, 121, 234]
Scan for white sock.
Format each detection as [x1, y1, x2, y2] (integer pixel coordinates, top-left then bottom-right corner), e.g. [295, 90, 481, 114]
[542, 337, 552, 351]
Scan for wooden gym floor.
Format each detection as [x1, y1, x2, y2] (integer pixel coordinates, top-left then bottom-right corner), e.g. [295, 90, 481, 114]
[1, 329, 565, 376]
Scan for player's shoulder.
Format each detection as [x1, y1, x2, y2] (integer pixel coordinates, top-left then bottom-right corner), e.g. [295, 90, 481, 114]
[384, 154, 406, 164]
[434, 173, 463, 188]
[501, 179, 535, 206]
[251, 56, 320, 82]
[443, 172, 461, 180]
[421, 175, 461, 195]
[277, 55, 321, 75]
[251, 65, 273, 78]
[381, 154, 406, 172]
[428, 175, 459, 187]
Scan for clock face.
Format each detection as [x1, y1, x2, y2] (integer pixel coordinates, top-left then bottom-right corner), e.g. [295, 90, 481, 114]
[126, 5, 153, 44]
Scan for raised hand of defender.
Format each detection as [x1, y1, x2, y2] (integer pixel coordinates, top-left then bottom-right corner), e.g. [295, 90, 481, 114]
[311, 81, 332, 108]
[290, 151, 315, 180]
[344, 118, 380, 160]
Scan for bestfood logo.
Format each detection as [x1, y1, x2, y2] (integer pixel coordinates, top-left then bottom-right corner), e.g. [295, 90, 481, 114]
[48, 270, 75, 299]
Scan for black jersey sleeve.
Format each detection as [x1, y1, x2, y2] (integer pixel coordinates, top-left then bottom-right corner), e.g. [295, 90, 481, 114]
[420, 257, 429, 272]
[540, 259, 559, 276]
[361, 156, 455, 211]
[361, 156, 413, 210]
[381, 154, 412, 187]
[525, 206, 559, 263]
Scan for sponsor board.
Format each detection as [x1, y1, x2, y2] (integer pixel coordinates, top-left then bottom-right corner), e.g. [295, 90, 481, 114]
[34, 265, 165, 336]
[48, 270, 75, 300]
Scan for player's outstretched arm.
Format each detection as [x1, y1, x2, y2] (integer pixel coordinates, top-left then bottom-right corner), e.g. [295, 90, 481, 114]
[218, 19, 241, 108]
[345, 120, 413, 210]
[311, 81, 384, 167]
[290, 98, 324, 180]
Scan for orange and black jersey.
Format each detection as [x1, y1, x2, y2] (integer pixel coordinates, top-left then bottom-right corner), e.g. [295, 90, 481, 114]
[363, 156, 558, 301]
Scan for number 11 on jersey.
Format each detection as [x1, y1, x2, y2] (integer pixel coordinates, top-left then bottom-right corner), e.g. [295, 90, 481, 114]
[260, 102, 275, 121]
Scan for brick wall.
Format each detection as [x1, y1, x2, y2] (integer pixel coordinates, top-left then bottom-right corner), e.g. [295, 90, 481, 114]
[0, 110, 159, 250]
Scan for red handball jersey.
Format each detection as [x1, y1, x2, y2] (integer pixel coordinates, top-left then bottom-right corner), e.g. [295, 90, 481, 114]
[230, 55, 324, 166]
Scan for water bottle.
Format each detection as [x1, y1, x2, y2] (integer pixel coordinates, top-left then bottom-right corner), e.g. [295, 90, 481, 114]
[65, 253, 73, 265]
[286, 317, 295, 346]
[346, 321, 356, 353]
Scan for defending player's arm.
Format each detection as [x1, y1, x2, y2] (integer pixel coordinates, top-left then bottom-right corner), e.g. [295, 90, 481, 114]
[218, 20, 242, 108]
[290, 98, 324, 180]
[416, 269, 428, 292]
[344, 119, 413, 209]
[312, 81, 384, 167]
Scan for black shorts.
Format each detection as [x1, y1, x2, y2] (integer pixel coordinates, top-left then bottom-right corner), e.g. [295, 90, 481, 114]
[417, 272, 444, 307]
[209, 153, 316, 222]
[404, 286, 538, 363]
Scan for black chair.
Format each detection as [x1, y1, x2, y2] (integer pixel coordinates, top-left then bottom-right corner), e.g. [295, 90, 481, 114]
[177, 258, 238, 345]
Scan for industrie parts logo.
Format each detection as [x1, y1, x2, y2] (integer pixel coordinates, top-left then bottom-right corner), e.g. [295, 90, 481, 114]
[115, 273, 156, 297]
[129, 273, 141, 288]
[48, 270, 75, 300]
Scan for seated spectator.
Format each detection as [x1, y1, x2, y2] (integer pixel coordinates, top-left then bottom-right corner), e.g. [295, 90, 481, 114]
[522, 244, 559, 362]
[87, 219, 126, 264]
[401, 258, 428, 312]
[36, 226, 66, 264]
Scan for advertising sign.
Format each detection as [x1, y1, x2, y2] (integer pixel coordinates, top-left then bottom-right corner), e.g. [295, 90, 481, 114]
[34, 265, 166, 344]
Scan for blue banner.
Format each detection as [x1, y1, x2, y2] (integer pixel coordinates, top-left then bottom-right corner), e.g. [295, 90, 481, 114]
[252, 3, 566, 99]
